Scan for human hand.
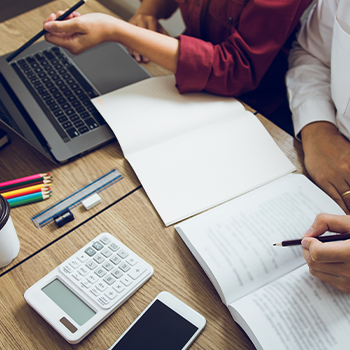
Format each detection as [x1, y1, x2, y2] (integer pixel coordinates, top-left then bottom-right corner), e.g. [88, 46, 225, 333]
[43, 11, 120, 54]
[128, 13, 168, 63]
[302, 213, 350, 293]
[301, 122, 350, 214]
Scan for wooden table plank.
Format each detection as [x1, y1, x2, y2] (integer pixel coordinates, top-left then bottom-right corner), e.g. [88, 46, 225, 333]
[0, 189, 256, 350]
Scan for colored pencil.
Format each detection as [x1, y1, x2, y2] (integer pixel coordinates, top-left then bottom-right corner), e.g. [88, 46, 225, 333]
[8, 191, 51, 203]
[1, 184, 51, 199]
[6, 0, 87, 62]
[0, 173, 51, 186]
[7, 193, 52, 208]
[0, 173, 52, 192]
[4, 180, 52, 192]
[273, 233, 350, 246]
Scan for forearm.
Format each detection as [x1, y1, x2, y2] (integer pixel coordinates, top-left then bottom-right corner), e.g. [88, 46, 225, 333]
[134, 0, 178, 19]
[113, 20, 179, 72]
[44, 13, 179, 72]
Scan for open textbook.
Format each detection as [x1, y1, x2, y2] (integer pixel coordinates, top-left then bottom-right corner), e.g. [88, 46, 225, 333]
[92, 75, 295, 226]
[175, 174, 350, 350]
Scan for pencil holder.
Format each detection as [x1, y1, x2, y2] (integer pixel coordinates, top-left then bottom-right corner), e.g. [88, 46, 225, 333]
[0, 194, 20, 268]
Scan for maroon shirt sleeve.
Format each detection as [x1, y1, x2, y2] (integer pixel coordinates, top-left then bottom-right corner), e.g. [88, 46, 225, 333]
[175, 0, 312, 97]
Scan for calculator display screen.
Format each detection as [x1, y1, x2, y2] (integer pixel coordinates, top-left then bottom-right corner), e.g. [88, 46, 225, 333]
[42, 279, 96, 326]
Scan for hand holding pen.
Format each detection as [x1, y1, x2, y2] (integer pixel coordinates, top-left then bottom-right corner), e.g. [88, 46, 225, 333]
[275, 213, 350, 294]
[6, 0, 87, 62]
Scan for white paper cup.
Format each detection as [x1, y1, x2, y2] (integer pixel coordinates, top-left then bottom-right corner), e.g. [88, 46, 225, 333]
[0, 195, 20, 268]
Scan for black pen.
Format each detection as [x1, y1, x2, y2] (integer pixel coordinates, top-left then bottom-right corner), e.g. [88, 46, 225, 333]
[273, 233, 350, 247]
[6, 0, 87, 62]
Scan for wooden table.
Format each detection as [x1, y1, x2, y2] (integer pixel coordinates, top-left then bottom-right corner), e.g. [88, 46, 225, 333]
[0, 0, 172, 274]
[0, 188, 257, 350]
[0, 1, 306, 349]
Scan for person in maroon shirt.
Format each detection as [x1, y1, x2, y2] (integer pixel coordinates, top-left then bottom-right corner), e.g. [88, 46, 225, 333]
[43, 0, 312, 133]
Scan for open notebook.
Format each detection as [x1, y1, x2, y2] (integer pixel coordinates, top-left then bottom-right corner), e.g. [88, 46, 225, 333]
[92, 75, 296, 226]
[175, 174, 348, 350]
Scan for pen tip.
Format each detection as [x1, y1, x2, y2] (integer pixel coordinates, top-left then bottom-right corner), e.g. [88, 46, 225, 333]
[273, 243, 276, 246]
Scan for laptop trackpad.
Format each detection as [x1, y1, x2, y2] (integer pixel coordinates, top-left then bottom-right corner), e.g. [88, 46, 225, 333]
[69, 42, 151, 95]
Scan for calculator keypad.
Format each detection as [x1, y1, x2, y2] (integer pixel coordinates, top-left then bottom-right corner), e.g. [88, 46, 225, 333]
[60, 233, 151, 309]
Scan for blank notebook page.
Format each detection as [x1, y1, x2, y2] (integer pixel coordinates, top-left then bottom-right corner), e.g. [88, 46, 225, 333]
[93, 76, 296, 226]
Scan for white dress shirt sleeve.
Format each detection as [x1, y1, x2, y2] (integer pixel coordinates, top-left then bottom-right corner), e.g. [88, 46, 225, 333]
[286, 0, 338, 139]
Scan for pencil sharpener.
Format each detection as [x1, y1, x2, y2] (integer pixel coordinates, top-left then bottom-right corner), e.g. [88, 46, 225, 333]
[53, 208, 74, 228]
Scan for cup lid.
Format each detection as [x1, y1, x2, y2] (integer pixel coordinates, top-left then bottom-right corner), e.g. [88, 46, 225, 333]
[0, 195, 10, 230]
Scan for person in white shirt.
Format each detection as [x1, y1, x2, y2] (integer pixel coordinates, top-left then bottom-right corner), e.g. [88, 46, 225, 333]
[287, 0, 350, 293]
[286, 0, 350, 215]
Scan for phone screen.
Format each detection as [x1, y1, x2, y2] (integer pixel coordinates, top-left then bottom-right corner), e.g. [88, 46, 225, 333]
[110, 299, 199, 350]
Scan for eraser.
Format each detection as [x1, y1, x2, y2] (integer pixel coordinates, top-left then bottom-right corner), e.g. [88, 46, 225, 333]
[53, 208, 74, 228]
[82, 193, 102, 210]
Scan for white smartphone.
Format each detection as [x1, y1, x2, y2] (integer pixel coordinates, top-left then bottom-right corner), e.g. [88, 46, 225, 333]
[108, 291, 206, 350]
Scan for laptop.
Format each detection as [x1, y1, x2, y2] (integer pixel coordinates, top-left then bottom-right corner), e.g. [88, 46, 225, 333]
[0, 40, 151, 163]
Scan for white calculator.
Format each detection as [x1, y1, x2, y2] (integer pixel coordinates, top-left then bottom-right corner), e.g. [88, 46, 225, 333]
[24, 232, 154, 344]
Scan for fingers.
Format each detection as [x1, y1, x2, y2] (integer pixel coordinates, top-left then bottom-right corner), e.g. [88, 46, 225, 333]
[56, 9, 81, 19]
[139, 17, 158, 32]
[330, 179, 350, 213]
[303, 237, 350, 263]
[303, 247, 350, 293]
[44, 12, 117, 55]
[311, 174, 350, 213]
[44, 10, 81, 27]
[44, 13, 57, 24]
[127, 47, 149, 63]
[316, 180, 350, 214]
[341, 190, 350, 212]
[131, 52, 149, 63]
[304, 213, 350, 238]
[158, 26, 169, 35]
[332, 194, 349, 214]
[44, 15, 86, 54]
[302, 214, 350, 292]
[45, 16, 85, 34]
[303, 243, 350, 293]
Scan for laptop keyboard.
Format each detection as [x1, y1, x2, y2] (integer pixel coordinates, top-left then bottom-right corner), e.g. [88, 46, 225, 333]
[11, 46, 106, 142]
